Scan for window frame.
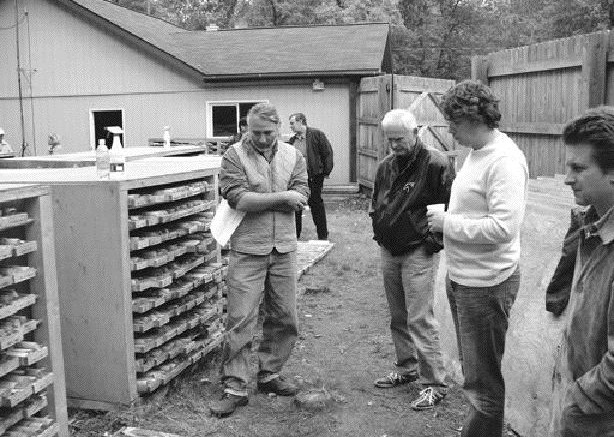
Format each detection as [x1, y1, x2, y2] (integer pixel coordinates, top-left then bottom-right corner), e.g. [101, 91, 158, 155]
[206, 100, 268, 139]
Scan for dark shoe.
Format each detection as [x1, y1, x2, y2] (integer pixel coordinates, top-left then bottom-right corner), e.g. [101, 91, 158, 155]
[410, 387, 446, 410]
[258, 376, 298, 396]
[374, 371, 418, 388]
[209, 393, 248, 418]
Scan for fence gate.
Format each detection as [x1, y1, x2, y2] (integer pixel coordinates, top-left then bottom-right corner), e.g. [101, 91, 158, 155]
[357, 75, 458, 190]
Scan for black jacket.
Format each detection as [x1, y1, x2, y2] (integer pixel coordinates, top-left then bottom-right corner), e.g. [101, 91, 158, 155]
[545, 207, 591, 316]
[370, 140, 454, 256]
[288, 127, 333, 178]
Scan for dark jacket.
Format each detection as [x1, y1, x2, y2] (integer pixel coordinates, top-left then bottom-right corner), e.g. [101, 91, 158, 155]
[288, 127, 333, 178]
[370, 140, 454, 256]
[549, 205, 614, 435]
[545, 207, 588, 316]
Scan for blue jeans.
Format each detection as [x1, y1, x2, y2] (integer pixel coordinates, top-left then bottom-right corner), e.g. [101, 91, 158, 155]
[222, 249, 298, 396]
[447, 268, 520, 437]
[380, 246, 447, 386]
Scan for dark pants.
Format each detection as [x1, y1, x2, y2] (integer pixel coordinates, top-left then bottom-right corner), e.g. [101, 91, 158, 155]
[295, 174, 328, 240]
[446, 269, 520, 437]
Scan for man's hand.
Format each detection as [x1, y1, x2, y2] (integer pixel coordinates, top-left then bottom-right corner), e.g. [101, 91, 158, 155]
[427, 210, 445, 233]
[285, 191, 308, 211]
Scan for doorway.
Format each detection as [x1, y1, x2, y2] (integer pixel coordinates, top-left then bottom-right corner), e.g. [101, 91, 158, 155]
[90, 109, 124, 149]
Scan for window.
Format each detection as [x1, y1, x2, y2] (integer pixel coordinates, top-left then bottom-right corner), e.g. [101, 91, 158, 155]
[207, 101, 265, 138]
[89, 109, 125, 149]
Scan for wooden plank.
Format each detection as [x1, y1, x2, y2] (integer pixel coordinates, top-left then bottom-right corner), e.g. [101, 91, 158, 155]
[0, 185, 49, 204]
[358, 148, 379, 158]
[488, 56, 582, 78]
[52, 184, 136, 405]
[392, 75, 455, 93]
[471, 55, 490, 84]
[349, 79, 359, 183]
[582, 30, 609, 108]
[27, 193, 68, 437]
[357, 117, 380, 126]
[499, 122, 566, 135]
[357, 178, 374, 189]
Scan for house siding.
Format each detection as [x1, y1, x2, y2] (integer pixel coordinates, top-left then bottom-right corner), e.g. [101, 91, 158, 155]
[0, 0, 354, 184]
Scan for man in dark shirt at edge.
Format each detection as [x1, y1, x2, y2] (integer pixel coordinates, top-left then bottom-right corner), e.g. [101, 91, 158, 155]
[369, 108, 454, 410]
[288, 113, 333, 240]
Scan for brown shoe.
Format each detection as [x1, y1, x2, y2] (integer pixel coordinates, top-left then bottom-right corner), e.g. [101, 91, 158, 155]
[257, 376, 298, 396]
[209, 393, 248, 418]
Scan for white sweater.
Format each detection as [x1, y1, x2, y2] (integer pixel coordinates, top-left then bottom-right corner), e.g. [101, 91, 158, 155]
[443, 130, 528, 287]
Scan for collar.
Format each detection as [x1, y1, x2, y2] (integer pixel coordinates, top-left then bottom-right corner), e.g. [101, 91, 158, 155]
[393, 138, 423, 169]
[245, 137, 278, 159]
[588, 205, 614, 244]
[295, 128, 307, 140]
[582, 205, 614, 244]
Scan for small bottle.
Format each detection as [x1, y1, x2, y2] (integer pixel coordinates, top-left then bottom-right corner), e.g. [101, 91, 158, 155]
[95, 139, 110, 179]
[109, 134, 125, 175]
[163, 126, 171, 149]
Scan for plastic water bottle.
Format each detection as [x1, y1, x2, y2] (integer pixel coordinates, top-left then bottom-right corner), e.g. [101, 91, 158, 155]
[163, 126, 171, 149]
[109, 134, 125, 175]
[95, 139, 110, 179]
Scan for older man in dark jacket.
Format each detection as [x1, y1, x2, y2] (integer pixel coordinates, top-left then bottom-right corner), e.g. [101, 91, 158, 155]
[370, 108, 454, 411]
[288, 113, 333, 240]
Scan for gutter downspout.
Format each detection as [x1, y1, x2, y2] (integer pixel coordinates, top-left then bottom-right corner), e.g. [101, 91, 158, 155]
[388, 21, 394, 110]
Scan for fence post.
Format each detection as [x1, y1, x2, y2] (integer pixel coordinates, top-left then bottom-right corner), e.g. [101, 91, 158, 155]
[582, 30, 609, 109]
[471, 55, 490, 85]
[378, 76, 391, 159]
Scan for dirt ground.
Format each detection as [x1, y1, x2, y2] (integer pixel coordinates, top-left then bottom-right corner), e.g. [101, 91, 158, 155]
[69, 198, 473, 437]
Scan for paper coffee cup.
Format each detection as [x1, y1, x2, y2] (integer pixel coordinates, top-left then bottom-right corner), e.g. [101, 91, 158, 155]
[426, 203, 446, 213]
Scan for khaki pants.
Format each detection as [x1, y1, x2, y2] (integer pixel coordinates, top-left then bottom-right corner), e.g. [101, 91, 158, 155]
[222, 249, 298, 396]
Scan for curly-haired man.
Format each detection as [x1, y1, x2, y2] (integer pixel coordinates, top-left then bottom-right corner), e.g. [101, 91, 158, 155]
[428, 80, 528, 436]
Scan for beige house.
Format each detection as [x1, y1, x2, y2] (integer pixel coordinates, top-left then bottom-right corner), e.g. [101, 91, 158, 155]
[0, 0, 391, 186]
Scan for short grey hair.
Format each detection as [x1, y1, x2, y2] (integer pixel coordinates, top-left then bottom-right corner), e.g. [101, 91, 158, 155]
[381, 109, 418, 131]
[247, 102, 280, 125]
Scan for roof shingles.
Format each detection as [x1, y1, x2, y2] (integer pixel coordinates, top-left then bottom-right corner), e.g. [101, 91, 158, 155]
[67, 0, 389, 79]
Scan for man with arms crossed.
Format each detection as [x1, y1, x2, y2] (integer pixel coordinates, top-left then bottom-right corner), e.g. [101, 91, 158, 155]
[209, 103, 309, 418]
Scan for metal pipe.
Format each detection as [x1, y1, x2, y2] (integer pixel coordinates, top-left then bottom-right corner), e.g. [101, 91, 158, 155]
[14, 0, 26, 155]
[25, 7, 36, 155]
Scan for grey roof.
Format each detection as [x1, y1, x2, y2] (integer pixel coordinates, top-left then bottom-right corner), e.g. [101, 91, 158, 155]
[64, 0, 390, 80]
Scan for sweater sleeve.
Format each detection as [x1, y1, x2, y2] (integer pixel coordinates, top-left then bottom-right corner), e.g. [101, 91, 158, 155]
[570, 281, 614, 414]
[444, 156, 527, 244]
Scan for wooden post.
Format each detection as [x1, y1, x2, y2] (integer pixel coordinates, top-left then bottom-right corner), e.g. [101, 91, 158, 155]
[348, 79, 359, 183]
[378, 76, 391, 159]
[471, 55, 489, 85]
[582, 31, 609, 109]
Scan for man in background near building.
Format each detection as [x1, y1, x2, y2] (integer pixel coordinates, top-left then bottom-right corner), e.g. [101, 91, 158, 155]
[370, 109, 453, 410]
[232, 118, 248, 144]
[209, 103, 309, 418]
[288, 113, 333, 240]
[0, 128, 15, 155]
[549, 106, 614, 437]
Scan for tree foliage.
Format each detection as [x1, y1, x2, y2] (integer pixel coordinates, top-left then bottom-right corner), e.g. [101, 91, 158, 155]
[111, 0, 614, 80]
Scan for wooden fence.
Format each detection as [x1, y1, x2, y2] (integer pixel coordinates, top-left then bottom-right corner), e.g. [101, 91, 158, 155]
[357, 75, 457, 189]
[472, 30, 612, 177]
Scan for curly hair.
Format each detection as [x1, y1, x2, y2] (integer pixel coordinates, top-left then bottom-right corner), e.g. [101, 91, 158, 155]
[441, 80, 501, 129]
[563, 106, 614, 173]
